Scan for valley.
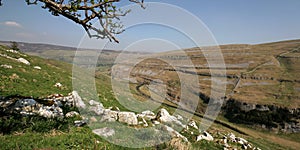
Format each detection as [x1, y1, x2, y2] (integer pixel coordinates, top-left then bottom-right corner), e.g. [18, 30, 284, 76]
[0, 40, 300, 149]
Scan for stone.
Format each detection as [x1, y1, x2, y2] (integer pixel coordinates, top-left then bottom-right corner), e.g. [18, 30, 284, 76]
[156, 108, 185, 128]
[54, 83, 62, 88]
[197, 131, 214, 141]
[0, 64, 12, 69]
[6, 49, 19, 54]
[72, 91, 86, 109]
[138, 110, 156, 120]
[118, 111, 138, 125]
[153, 120, 160, 125]
[141, 117, 148, 127]
[156, 108, 173, 122]
[100, 109, 118, 122]
[236, 137, 248, 145]
[17, 58, 30, 65]
[74, 120, 87, 127]
[142, 110, 155, 116]
[15, 99, 37, 108]
[33, 66, 41, 70]
[90, 105, 105, 115]
[175, 114, 183, 121]
[89, 100, 101, 106]
[163, 125, 188, 142]
[65, 111, 80, 118]
[188, 120, 198, 129]
[227, 133, 236, 142]
[38, 105, 64, 118]
[93, 127, 115, 137]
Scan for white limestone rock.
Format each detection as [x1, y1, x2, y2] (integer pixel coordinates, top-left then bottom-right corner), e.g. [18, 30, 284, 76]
[100, 109, 118, 122]
[54, 83, 63, 88]
[197, 131, 214, 141]
[17, 58, 30, 65]
[65, 111, 80, 118]
[156, 108, 185, 128]
[34, 66, 41, 70]
[118, 111, 138, 125]
[72, 91, 86, 109]
[0, 64, 12, 69]
[188, 120, 198, 130]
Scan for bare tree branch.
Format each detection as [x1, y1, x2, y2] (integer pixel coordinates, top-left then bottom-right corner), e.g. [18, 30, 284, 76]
[0, 0, 145, 43]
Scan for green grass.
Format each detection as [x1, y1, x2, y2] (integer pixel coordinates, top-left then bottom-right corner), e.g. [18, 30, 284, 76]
[0, 45, 72, 98]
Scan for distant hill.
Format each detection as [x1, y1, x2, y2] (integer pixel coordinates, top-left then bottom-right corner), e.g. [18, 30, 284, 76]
[0, 41, 78, 52]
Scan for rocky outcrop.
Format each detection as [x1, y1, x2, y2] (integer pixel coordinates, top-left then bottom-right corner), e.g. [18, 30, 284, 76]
[224, 99, 300, 133]
[0, 91, 83, 119]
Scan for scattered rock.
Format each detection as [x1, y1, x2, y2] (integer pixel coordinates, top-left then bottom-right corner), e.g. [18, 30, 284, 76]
[54, 83, 62, 88]
[38, 105, 64, 118]
[33, 66, 41, 70]
[93, 127, 115, 137]
[100, 109, 118, 122]
[197, 131, 214, 141]
[156, 108, 185, 128]
[9, 73, 19, 79]
[74, 120, 87, 127]
[137, 110, 156, 120]
[0, 64, 12, 69]
[65, 111, 80, 118]
[175, 114, 183, 121]
[17, 58, 30, 65]
[188, 120, 198, 129]
[90, 104, 105, 115]
[153, 120, 160, 125]
[72, 91, 86, 109]
[118, 111, 138, 125]
[236, 137, 248, 145]
[141, 117, 148, 127]
[6, 49, 19, 54]
[227, 133, 236, 142]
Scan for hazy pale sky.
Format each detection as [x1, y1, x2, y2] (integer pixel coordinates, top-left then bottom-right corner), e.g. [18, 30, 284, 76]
[0, 0, 300, 51]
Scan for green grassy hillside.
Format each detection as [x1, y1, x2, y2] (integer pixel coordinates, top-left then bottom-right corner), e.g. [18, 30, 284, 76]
[0, 45, 72, 98]
[0, 43, 299, 150]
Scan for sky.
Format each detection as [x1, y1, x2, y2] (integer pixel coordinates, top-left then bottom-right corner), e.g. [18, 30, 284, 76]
[0, 0, 300, 52]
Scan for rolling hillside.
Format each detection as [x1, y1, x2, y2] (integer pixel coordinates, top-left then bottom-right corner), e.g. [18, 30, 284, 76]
[1, 41, 300, 149]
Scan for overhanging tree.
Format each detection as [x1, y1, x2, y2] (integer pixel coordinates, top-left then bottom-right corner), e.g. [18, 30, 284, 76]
[0, 0, 145, 43]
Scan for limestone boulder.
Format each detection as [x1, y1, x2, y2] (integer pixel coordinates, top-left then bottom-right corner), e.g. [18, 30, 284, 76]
[197, 131, 214, 141]
[118, 111, 138, 125]
[17, 58, 30, 65]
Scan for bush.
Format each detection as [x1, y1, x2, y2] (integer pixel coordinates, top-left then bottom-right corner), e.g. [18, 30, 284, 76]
[10, 41, 19, 51]
[0, 114, 77, 134]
